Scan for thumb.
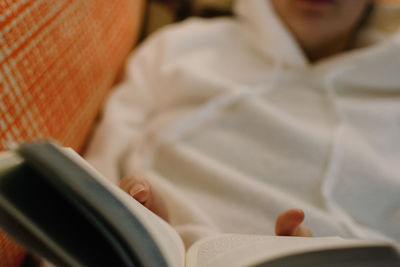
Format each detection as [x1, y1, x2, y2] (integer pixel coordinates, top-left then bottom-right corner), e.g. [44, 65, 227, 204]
[275, 209, 312, 237]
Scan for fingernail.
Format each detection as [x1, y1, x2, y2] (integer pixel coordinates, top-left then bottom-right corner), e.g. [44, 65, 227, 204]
[130, 184, 145, 197]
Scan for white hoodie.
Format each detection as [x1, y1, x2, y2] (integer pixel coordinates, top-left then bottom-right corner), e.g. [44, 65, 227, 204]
[85, 0, 400, 249]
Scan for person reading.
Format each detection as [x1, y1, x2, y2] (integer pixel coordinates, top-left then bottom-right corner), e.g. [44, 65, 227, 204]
[85, 0, 400, 250]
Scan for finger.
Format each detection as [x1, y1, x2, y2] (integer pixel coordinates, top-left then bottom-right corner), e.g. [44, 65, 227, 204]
[119, 176, 139, 191]
[119, 175, 147, 195]
[131, 182, 153, 208]
[275, 209, 305, 236]
[119, 176, 168, 221]
[119, 176, 152, 206]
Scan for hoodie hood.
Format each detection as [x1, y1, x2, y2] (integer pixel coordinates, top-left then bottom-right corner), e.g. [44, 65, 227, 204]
[234, 0, 308, 67]
[234, 0, 400, 91]
[234, 0, 400, 68]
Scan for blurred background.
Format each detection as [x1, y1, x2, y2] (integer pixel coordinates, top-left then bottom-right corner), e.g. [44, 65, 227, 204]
[142, 0, 233, 37]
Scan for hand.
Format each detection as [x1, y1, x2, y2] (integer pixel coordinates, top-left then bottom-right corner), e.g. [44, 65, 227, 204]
[119, 176, 169, 221]
[120, 176, 312, 237]
[275, 209, 312, 237]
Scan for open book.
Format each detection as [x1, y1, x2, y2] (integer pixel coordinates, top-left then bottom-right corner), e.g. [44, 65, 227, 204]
[0, 142, 399, 266]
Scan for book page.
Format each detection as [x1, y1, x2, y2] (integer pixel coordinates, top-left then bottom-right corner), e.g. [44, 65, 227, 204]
[63, 148, 185, 267]
[186, 233, 383, 267]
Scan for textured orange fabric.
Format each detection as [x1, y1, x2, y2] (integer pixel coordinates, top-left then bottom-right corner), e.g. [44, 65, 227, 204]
[0, 0, 144, 266]
[0, 0, 143, 152]
[0, 232, 25, 267]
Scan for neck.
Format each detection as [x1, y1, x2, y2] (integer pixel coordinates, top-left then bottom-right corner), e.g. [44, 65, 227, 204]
[300, 4, 374, 63]
[302, 34, 351, 62]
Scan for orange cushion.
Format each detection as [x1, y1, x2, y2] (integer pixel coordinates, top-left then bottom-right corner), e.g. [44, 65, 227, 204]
[0, 0, 145, 265]
[0, 231, 26, 267]
[0, 0, 144, 152]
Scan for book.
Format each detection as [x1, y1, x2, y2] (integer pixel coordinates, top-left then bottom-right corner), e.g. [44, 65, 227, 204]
[0, 142, 399, 267]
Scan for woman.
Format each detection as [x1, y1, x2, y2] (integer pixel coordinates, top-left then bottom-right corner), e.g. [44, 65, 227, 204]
[86, 0, 400, 248]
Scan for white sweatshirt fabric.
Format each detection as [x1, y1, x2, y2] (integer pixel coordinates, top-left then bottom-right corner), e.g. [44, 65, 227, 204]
[85, 0, 400, 249]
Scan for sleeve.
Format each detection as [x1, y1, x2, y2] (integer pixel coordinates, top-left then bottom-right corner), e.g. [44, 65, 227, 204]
[83, 31, 169, 184]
